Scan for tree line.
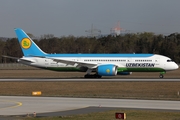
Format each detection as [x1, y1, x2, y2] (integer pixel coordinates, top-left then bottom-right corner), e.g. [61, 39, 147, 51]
[1, 32, 180, 63]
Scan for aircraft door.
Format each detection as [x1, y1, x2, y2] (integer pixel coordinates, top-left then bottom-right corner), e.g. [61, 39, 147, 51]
[45, 59, 49, 67]
[127, 58, 132, 63]
[155, 58, 161, 68]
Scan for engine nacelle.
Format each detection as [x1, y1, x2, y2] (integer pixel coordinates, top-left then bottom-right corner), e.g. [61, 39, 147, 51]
[117, 72, 132, 75]
[97, 64, 117, 76]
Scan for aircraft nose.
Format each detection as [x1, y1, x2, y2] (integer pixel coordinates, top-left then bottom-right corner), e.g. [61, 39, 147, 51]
[165, 62, 179, 71]
[175, 63, 179, 69]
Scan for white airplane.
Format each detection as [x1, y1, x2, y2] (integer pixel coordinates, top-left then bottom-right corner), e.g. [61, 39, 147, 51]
[4, 28, 179, 78]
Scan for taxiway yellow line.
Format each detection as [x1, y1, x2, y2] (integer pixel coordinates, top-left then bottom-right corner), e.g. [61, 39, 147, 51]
[0, 100, 22, 109]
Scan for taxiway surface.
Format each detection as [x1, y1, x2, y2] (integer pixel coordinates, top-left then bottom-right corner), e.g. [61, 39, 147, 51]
[0, 96, 180, 116]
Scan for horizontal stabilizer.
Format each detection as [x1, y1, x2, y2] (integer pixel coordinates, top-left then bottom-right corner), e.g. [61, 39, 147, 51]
[2, 55, 35, 63]
[2, 55, 19, 60]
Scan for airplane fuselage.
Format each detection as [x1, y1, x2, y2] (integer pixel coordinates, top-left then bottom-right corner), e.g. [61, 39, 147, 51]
[19, 54, 178, 73]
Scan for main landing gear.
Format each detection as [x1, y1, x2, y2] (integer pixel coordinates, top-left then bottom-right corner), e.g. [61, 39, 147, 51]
[159, 74, 164, 78]
[84, 69, 102, 78]
[159, 71, 166, 78]
[84, 74, 102, 78]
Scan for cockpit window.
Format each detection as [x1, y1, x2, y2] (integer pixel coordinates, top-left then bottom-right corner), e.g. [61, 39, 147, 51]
[167, 59, 173, 62]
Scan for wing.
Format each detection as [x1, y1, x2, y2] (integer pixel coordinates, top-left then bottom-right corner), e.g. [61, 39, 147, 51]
[51, 58, 98, 68]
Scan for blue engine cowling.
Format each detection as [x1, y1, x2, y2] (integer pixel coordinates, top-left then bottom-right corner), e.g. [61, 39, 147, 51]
[117, 72, 132, 75]
[97, 64, 117, 76]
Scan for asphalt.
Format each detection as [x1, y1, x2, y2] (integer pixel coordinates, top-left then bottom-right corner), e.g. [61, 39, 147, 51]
[1, 96, 180, 116]
[0, 78, 180, 82]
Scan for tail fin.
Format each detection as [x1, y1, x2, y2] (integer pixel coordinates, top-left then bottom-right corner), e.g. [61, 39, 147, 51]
[15, 28, 47, 57]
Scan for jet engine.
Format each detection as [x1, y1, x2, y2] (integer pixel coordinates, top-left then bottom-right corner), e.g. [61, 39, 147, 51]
[97, 64, 117, 76]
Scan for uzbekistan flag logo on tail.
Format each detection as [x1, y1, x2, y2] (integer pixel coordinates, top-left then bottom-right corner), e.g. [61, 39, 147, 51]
[21, 38, 31, 49]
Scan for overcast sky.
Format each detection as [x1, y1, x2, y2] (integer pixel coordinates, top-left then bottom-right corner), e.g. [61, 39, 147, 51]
[0, 0, 180, 37]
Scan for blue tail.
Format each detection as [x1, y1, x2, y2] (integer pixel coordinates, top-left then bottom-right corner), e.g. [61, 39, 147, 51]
[15, 28, 47, 57]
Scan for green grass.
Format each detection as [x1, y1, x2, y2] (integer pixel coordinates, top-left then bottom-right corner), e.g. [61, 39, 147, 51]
[1, 81, 180, 100]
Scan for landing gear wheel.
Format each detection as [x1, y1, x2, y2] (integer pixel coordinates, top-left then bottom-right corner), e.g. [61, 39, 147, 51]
[84, 74, 89, 78]
[96, 75, 102, 78]
[159, 74, 164, 78]
[84, 74, 102, 78]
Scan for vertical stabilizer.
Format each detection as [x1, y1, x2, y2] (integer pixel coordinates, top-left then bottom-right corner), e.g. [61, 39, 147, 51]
[15, 28, 47, 57]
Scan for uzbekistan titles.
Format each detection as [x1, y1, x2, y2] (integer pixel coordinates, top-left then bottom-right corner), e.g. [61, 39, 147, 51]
[126, 63, 155, 67]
